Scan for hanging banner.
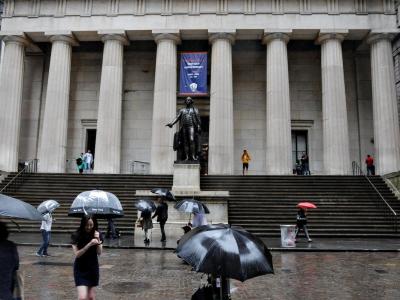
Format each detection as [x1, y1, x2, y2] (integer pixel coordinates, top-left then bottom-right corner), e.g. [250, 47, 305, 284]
[179, 52, 208, 96]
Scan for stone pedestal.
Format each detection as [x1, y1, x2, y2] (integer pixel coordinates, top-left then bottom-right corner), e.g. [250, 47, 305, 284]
[172, 163, 200, 195]
[135, 161, 229, 242]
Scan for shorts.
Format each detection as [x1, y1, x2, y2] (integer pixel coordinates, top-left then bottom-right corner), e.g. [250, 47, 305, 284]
[243, 163, 249, 169]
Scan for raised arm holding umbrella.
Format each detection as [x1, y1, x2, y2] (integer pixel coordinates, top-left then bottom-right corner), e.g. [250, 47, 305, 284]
[36, 200, 60, 257]
[135, 199, 157, 244]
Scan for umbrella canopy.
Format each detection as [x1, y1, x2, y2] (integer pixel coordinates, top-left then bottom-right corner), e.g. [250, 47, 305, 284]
[0, 194, 43, 221]
[135, 199, 156, 212]
[69, 190, 124, 218]
[174, 199, 210, 214]
[37, 200, 60, 215]
[176, 224, 274, 282]
[150, 188, 176, 201]
[297, 202, 317, 209]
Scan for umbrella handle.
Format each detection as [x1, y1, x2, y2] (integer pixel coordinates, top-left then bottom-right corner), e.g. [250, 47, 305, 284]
[188, 213, 191, 224]
[11, 219, 21, 232]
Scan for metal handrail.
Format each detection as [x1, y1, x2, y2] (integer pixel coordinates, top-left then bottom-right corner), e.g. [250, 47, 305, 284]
[0, 159, 38, 194]
[352, 161, 398, 232]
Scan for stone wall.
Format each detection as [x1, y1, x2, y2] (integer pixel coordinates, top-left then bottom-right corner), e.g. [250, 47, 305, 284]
[17, 40, 375, 175]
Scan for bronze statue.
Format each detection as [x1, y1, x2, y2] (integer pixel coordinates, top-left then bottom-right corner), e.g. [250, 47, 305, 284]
[166, 97, 201, 162]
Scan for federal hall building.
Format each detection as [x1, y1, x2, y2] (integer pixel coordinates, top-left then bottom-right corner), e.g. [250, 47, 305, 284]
[0, 0, 400, 177]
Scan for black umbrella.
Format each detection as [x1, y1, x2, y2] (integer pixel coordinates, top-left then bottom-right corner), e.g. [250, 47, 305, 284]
[151, 188, 176, 201]
[0, 194, 43, 220]
[68, 190, 124, 219]
[135, 199, 156, 212]
[176, 224, 274, 282]
[174, 199, 210, 214]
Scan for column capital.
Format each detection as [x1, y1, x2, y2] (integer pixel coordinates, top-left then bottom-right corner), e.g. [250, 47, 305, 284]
[153, 31, 181, 44]
[317, 30, 348, 44]
[208, 31, 236, 45]
[262, 30, 292, 44]
[45, 32, 79, 46]
[366, 31, 396, 45]
[98, 30, 129, 45]
[0, 32, 31, 47]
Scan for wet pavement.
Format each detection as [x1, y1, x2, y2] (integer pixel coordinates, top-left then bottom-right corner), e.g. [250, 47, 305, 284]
[8, 232, 400, 251]
[16, 245, 400, 300]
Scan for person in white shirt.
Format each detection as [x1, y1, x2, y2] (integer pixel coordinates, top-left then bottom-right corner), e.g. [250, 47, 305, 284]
[83, 150, 94, 173]
[36, 213, 53, 257]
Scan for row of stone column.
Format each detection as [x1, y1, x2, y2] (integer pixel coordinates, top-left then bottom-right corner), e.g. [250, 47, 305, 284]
[0, 30, 399, 175]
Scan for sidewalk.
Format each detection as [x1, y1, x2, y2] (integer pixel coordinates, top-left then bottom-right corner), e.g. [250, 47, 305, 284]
[9, 232, 400, 251]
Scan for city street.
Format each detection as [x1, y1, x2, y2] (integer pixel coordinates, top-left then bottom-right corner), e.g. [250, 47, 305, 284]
[17, 246, 400, 300]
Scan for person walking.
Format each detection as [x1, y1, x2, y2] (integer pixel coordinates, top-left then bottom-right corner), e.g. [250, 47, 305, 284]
[140, 209, 153, 243]
[295, 208, 312, 242]
[0, 221, 19, 300]
[152, 197, 168, 242]
[36, 212, 53, 257]
[71, 215, 103, 300]
[365, 154, 375, 175]
[301, 153, 310, 175]
[106, 218, 118, 240]
[83, 150, 94, 173]
[241, 149, 251, 175]
[76, 153, 84, 174]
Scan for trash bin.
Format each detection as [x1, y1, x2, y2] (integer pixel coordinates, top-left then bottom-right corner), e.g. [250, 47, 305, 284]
[280, 225, 296, 247]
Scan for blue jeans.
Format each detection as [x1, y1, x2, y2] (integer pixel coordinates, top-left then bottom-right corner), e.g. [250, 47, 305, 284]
[37, 230, 51, 255]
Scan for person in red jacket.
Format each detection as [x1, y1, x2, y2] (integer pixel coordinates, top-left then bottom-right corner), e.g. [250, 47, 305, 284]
[365, 154, 375, 175]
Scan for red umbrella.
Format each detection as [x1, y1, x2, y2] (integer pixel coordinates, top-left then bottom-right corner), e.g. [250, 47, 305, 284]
[297, 202, 317, 209]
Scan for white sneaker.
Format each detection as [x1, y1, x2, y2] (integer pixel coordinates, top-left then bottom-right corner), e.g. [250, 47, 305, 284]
[308, 239, 312, 242]
[35, 252, 42, 257]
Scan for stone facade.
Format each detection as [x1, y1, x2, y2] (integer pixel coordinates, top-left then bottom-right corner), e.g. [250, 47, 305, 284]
[0, 0, 399, 175]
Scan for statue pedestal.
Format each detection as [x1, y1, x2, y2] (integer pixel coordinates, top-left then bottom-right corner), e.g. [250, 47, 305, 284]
[135, 163, 230, 244]
[172, 163, 200, 195]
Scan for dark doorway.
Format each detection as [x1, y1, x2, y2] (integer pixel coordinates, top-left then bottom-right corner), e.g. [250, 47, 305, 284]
[86, 129, 96, 158]
[292, 130, 308, 170]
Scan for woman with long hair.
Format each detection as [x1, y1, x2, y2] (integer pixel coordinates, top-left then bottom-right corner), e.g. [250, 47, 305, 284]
[71, 215, 103, 300]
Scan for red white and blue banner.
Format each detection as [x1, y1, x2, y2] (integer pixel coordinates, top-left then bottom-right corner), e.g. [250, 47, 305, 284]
[179, 52, 208, 96]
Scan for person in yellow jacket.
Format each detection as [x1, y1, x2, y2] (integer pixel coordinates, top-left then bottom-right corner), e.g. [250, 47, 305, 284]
[241, 149, 251, 175]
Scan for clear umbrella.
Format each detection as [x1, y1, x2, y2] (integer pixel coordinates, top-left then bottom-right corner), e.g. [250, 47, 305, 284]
[135, 199, 156, 212]
[37, 200, 60, 215]
[0, 194, 43, 220]
[150, 188, 176, 201]
[68, 190, 123, 218]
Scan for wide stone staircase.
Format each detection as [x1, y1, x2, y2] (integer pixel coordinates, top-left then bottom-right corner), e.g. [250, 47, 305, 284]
[0, 173, 173, 234]
[201, 175, 400, 237]
[1, 173, 399, 237]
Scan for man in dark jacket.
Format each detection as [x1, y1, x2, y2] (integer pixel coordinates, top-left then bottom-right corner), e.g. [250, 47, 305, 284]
[152, 197, 168, 242]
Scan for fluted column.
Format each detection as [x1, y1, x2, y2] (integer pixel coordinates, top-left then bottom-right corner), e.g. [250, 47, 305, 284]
[38, 34, 77, 173]
[263, 31, 292, 175]
[208, 32, 235, 175]
[0, 35, 29, 172]
[318, 32, 351, 175]
[150, 32, 180, 174]
[367, 33, 400, 174]
[94, 32, 128, 173]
